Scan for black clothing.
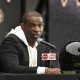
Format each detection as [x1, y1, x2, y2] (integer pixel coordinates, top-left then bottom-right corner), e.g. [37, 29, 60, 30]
[0, 34, 46, 73]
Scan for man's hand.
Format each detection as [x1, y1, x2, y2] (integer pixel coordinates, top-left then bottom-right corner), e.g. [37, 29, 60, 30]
[45, 68, 61, 74]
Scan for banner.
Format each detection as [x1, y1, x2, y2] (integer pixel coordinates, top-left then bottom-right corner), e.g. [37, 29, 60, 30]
[49, 0, 80, 53]
[0, 0, 22, 43]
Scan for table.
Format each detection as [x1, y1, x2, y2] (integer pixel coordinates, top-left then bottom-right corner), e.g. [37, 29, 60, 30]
[0, 73, 80, 80]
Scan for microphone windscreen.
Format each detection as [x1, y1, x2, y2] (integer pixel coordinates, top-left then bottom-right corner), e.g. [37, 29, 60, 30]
[66, 42, 80, 55]
[37, 38, 43, 43]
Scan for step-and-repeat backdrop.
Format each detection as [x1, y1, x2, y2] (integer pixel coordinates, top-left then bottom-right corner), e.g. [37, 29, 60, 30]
[49, 0, 80, 53]
[0, 0, 21, 43]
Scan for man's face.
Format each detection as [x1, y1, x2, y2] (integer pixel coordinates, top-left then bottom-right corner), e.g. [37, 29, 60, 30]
[23, 16, 44, 40]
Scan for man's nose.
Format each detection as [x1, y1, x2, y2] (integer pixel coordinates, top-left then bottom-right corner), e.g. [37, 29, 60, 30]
[34, 26, 41, 32]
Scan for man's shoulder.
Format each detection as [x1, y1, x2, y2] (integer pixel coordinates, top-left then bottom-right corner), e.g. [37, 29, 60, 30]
[2, 34, 21, 44]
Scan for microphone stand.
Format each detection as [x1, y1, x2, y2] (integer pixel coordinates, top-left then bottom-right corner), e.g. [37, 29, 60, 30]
[45, 46, 60, 68]
[45, 47, 52, 68]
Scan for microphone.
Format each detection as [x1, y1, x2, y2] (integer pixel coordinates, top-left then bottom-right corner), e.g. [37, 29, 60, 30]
[41, 53, 56, 68]
[37, 38, 56, 49]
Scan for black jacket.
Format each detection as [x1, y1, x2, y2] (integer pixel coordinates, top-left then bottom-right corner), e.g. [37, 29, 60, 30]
[0, 34, 47, 73]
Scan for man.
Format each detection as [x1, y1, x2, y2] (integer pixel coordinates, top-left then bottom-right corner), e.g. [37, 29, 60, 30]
[0, 11, 61, 74]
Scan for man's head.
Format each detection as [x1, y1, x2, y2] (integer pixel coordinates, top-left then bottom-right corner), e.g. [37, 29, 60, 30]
[21, 11, 44, 41]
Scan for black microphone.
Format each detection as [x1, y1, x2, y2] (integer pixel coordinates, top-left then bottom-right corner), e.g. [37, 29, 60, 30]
[37, 38, 56, 49]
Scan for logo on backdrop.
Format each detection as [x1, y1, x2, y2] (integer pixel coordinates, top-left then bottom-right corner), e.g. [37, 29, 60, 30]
[0, 8, 4, 24]
[61, 0, 80, 7]
[6, 0, 11, 3]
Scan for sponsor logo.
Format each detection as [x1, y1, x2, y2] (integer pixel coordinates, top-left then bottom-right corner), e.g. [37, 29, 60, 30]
[41, 54, 48, 59]
[42, 53, 56, 60]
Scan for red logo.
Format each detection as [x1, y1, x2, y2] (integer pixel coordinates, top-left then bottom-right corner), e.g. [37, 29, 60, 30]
[42, 54, 48, 59]
[49, 54, 56, 60]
